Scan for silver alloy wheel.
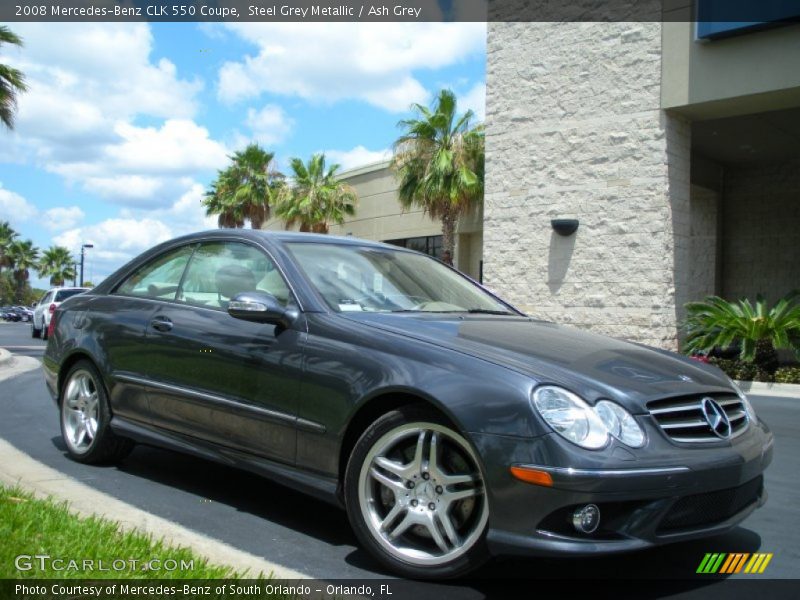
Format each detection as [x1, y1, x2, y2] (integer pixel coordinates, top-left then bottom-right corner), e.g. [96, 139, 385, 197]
[358, 422, 489, 567]
[61, 370, 100, 454]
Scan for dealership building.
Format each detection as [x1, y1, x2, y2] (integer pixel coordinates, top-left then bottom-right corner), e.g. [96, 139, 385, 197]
[270, 19, 800, 351]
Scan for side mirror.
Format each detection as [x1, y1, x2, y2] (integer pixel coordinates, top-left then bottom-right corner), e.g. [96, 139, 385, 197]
[227, 291, 295, 327]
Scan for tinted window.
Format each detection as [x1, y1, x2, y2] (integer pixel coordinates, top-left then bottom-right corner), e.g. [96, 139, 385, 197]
[178, 241, 291, 310]
[54, 289, 85, 302]
[115, 245, 194, 300]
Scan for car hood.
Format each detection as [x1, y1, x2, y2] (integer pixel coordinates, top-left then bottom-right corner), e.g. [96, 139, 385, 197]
[340, 312, 733, 413]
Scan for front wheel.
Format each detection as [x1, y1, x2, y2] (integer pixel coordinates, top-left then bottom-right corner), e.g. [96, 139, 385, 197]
[345, 406, 490, 579]
[60, 360, 134, 464]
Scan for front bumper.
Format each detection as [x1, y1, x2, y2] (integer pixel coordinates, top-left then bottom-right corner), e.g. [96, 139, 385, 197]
[473, 419, 774, 557]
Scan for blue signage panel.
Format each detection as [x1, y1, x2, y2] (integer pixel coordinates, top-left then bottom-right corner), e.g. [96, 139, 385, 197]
[696, 0, 800, 40]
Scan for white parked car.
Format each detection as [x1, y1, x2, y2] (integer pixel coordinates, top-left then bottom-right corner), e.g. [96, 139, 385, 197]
[32, 287, 89, 339]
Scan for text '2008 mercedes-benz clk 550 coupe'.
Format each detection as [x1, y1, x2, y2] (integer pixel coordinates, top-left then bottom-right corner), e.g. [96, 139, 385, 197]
[42, 230, 773, 579]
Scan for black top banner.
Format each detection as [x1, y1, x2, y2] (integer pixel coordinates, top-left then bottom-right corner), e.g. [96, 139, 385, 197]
[3, 0, 800, 23]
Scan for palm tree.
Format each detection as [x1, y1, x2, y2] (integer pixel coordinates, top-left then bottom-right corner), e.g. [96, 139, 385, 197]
[38, 245, 76, 286]
[0, 220, 18, 270]
[202, 143, 283, 230]
[391, 89, 484, 257]
[5, 239, 39, 302]
[202, 172, 245, 228]
[0, 26, 28, 130]
[275, 153, 357, 234]
[684, 293, 800, 376]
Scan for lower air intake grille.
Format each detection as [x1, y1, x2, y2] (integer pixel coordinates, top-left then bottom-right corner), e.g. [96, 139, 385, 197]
[648, 394, 749, 443]
[658, 476, 763, 533]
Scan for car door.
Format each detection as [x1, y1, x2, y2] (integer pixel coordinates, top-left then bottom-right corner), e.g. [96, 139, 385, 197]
[92, 243, 196, 424]
[143, 240, 306, 465]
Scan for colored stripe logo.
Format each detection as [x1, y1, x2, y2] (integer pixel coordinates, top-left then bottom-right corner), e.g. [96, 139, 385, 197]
[697, 553, 773, 574]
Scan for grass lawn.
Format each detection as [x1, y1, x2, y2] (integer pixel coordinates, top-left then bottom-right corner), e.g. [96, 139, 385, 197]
[0, 484, 242, 579]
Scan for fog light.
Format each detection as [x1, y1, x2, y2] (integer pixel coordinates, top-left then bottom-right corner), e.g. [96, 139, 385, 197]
[572, 504, 600, 534]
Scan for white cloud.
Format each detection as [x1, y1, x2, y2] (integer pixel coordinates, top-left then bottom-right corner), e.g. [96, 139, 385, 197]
[55, 218, 174, 270]
[461, 81, 486, 123]
[4, 24, 215, 209]
[105, 120, 230, 174]
[42, 206, 85, 231]
[46, 120, 229, 207]
[245, 105, 294, 145]
[161, 183, 218, 233]
[217, 23, 485, 112]
[326, 146, 392, 172]
[11, 23, 201, 127]
[0, 184, 38, 224]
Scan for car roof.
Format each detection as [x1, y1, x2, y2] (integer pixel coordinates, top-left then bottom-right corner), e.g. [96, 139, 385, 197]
[167, 229, 400, 250]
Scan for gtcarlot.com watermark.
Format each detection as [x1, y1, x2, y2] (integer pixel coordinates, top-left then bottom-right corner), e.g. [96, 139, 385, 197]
[15, 554, 194, 573]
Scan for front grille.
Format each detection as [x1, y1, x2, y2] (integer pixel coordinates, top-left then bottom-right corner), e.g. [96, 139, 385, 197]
[648, 394, 749, 443]
[658, 476, 763, 532]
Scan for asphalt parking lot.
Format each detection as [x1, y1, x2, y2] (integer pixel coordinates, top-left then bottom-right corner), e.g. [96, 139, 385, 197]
[1, 321, 798, 597]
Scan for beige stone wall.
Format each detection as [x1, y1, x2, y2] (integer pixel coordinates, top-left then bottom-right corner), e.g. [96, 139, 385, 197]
[721, 160, 800, 303]
[484, 22, 692, 349]
[688, 184, 719, 302]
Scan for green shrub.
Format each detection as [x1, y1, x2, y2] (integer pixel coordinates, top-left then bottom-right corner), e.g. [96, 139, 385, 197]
[775, 367, 800, 384]
[684, 292, 800, 377]
[709, 357, 738, 379]
[708, 357, 774, 382]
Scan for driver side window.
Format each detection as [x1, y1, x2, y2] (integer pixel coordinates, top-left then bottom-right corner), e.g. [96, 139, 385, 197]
[178, 241, 291, 310]
[115, 245, 194, 300]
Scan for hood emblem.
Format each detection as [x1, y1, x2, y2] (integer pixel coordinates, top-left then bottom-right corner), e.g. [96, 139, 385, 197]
[679, 374, 693, 382]
[701, 397, 731, 439]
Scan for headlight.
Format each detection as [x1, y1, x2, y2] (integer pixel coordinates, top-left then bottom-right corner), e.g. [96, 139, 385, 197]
[531, 386, 609, 449]
[594, 400, 645, 448]
[729, 377, 757, 422]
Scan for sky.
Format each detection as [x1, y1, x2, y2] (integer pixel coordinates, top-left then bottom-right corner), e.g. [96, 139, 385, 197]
[0, 21, 486, 288]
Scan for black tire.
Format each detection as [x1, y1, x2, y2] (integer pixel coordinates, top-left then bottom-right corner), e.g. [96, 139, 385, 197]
[344, 405, 490, 579]
[42, 318, 49, 340]
[31, 320, 41, 338]
[59, 360, 134, 464]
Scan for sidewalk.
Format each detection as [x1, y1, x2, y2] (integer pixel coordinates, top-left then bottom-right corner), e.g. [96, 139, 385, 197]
[736, 380, 800, 399]
[0, 348, 39, 381]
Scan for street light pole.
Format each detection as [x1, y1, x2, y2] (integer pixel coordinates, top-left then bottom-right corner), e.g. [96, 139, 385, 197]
[80, 244, 94, 287]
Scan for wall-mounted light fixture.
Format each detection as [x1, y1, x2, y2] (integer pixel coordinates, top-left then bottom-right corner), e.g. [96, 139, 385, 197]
[551, 219, 579, 236]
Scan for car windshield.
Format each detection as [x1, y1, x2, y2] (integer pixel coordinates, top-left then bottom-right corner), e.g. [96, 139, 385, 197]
[287, 242, 515, 314]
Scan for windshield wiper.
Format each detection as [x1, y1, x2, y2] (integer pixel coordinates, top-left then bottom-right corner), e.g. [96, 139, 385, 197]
[466, 309, 515, 315]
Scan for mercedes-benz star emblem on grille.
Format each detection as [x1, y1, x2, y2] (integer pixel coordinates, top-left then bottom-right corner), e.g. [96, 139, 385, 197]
[701, 397, 732, 439]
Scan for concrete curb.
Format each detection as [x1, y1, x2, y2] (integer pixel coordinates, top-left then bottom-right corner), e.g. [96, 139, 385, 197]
[0, 348, 13, 368]
[736, 380, 800, 398]
[0, 438, 309, 580]
[0, 352, 39, 382]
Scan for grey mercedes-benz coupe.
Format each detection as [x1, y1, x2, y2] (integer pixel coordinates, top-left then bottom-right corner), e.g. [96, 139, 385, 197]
[43, 230, 773, 578]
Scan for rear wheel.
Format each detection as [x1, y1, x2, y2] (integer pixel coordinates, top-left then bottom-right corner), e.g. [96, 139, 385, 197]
[345, 406, 490, 579]
[31, 319, 41, 338]
[60, 360, 134, 464]
[42, 317, 49, 340]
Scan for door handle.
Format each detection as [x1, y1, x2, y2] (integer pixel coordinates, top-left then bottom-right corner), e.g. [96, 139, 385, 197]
[150, 316, 173, 332]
